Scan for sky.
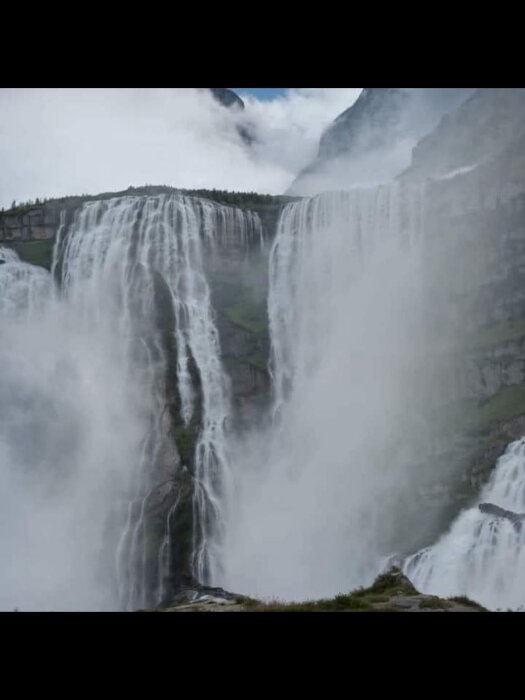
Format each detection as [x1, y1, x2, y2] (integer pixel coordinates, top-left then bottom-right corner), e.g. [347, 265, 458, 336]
[232, 88, 288, 101]
[0, 88, 362, 208]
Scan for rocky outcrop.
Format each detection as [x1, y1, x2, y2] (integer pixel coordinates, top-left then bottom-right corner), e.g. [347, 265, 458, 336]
[478, 502, 525, 528]
[0, 206, 62, 242]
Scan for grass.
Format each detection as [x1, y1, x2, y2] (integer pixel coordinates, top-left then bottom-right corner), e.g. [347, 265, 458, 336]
[241, 571, 421, 612]
[5, 240, 54, 270]
[151, 569, 487, 613]
[420, 596, 453, 610]
[447, 596, 487, 611]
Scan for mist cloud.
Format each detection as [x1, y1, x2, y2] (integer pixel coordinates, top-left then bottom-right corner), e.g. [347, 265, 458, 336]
[0, 88, 361, 208]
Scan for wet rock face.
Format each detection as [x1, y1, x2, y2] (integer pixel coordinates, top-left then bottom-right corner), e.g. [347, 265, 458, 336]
[205, 239, 273, 429]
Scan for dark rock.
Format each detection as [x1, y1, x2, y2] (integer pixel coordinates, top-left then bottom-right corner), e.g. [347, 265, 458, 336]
[206, 88, 244, 111]
[165, 584, 242, 607]
[479, 502, 525, 528]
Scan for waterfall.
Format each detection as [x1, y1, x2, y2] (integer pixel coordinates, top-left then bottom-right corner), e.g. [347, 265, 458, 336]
[0, 195, 262, 611]
[268, 187, 426, 420]
[404, 438, 525, 611]
[0, 247, 52, 316]
[223, 184, 450, 601]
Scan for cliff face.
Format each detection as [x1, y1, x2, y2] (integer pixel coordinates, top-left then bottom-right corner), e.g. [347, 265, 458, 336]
[0, 187, 288, 248]
[288, 88, 475, 195]
[0, 206, 62, 242]
[402, 88, 525, 180]
[0, 189, 284, 429]
[383, 91, 525, 548]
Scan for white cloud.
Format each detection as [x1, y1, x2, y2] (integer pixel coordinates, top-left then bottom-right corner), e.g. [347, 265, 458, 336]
[0, 88, 362, 208]
[236, 88, 361, 174]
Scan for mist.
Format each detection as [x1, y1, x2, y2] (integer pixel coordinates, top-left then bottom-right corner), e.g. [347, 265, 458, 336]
[0, 88, 361, 208]
[221, 184, 469, 601]
[288, 88, 476, 196]
[0, 253, 143, 610]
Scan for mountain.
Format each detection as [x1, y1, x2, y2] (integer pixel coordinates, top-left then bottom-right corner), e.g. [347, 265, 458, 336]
[206, 88, 244, 110]
[288, 88, 476, 195]
[400, 87, 525, 180]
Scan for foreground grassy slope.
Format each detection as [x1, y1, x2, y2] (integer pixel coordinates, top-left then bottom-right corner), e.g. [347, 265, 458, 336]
[147, 569, 486, 613]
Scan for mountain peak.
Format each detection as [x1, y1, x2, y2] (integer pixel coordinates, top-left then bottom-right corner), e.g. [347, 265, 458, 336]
[206, 88, 244, 111]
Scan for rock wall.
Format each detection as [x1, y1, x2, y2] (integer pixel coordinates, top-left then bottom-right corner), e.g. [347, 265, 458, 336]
[0, 206, 61, 241]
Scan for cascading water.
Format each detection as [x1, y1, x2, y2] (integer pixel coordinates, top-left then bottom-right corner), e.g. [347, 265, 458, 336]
[404, 437, 525, 611]
[0, 247, 51, 316]
[222, 184, 459, 601]
[268, 187, 426, 420]
[0, 195, 262, 611]
[4, 185, 521, 611]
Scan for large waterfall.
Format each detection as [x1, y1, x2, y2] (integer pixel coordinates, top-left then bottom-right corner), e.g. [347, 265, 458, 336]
[222, 185, 462, 601]
[2, 185, 525, 611]
[0, 194, 262, 611]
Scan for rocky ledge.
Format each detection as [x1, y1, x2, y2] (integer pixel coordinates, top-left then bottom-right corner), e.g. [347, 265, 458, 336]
[141, 568, 486, 612]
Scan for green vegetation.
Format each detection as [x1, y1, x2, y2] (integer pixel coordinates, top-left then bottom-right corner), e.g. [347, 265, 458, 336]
[6, 240, 54, 270]
[4, 196, 50, 215]
[224, 299, 268, 335]
[471, 318, 525, 349]
[1, 186, 297, 218]
[448, 595, 487, 611]
[150, 569, 487, 612]
[420, 596, 453, 610]
[180, 188, 297, 210]
[241, 570, 421, 612]
[460, 386, 525, 432]
[235, 573, 487, 612]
